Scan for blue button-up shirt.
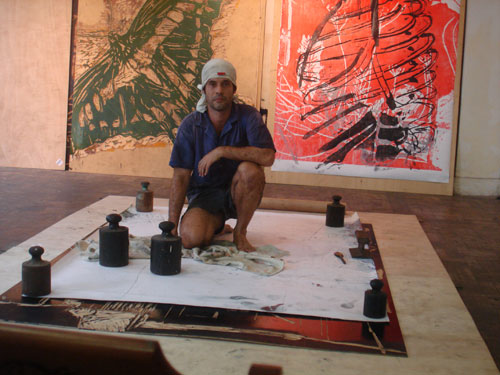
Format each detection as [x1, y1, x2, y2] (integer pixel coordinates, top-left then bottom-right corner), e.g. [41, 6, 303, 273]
[169, 103, 275, 200]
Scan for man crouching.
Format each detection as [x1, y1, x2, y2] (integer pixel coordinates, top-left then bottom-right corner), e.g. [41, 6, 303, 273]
[168, 58, 275, 252]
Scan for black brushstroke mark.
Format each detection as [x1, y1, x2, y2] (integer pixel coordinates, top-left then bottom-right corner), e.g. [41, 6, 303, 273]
[371, 0, 379, 46]
[303, 102, 368, 140]
[376, 145, 401, 160]
[296, 0, 437, 165]
[297, 0, 346, 89]
[380, 113, 399, 126]
[301, 93, 356, 120]
[322, 113, 378, 163]
[230, 296, 257, 300]
[261, 303, 284, 312]
[319, 111, 377, 152]
[378, 127, 406, 143]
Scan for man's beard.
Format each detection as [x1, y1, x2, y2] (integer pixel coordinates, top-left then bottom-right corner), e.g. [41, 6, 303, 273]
[208, 95, 231, 112]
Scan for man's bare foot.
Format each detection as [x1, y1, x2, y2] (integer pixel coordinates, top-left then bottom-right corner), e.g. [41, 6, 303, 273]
[215, 224, 233, 238]
[234, 230, 256, 252]
[222, 224, 233, 234]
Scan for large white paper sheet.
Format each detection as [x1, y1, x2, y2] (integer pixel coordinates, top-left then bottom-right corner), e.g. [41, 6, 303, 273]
[49, 209, 387, 322]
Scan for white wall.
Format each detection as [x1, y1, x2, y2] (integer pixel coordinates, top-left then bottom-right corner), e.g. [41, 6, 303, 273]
[455, 0, 500, 196]
[0, 0, 71, 170]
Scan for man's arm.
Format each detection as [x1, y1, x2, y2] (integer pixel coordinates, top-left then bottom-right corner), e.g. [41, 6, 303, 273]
[198, 146, 275, 177]
[168, 167, 192, 235]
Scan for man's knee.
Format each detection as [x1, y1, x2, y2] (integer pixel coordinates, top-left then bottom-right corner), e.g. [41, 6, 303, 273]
[180, 230, 204, 249]
[234, 161, 265, 187]
[180, 222, 213, 249]
[180, 208, 221, 249]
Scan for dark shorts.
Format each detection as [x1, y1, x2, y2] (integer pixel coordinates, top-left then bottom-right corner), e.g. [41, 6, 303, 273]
[186, 188, 237, 232]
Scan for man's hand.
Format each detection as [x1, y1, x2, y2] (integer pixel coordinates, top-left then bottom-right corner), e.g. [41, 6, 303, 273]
[198, 148, 222, 176]
[169, 168, 191, 235]
[197, 146, 275, 177]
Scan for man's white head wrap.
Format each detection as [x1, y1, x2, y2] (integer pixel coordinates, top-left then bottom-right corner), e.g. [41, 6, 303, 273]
[196, 58, 237, 113]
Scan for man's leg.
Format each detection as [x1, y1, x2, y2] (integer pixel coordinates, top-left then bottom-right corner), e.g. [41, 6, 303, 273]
[180, 208, 224, 249]
[231, 161, 265, 252]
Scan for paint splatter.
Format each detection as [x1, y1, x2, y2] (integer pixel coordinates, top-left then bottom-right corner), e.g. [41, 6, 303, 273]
[261, 303, 284, 312]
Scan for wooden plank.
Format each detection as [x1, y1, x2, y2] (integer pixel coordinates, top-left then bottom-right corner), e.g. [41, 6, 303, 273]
[0, 321, 182, 374]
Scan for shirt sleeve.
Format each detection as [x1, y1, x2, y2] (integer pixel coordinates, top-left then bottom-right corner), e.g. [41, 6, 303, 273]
[245, 107, 276, 151]
[169, 118, 195, 170]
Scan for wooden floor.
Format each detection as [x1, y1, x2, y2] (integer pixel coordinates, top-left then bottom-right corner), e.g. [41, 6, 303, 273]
[1, 166, 499, 370]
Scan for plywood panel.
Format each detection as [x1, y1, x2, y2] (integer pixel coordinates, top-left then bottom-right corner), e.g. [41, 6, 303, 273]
[69, 0, 267, 177]
[0, 0, 72, 170]
[69, 142, 173, 178]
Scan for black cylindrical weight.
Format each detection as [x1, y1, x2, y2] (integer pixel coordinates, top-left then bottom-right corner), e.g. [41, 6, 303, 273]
[326, 195, 345, 227]
[136, 181, 153, 212]
[99, 214, 129, 267]
[363, 279, 387, 318]
[22, 246, 51, 297]
[150, 221, 182, 276]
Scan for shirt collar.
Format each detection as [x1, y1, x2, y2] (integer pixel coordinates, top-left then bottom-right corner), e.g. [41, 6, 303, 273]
[221, 103, 238, 136]
[197, 103, 238, 136]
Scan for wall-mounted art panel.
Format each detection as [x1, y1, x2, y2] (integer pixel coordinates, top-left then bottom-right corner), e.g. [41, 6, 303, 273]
[70, 0, 223, 156]
[273, 0, 460, 183]
[68, 0, 264, 175]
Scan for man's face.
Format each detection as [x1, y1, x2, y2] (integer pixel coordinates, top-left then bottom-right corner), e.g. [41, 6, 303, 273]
[204, 78, 235, 112]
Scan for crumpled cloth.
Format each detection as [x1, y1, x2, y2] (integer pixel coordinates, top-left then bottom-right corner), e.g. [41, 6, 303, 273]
[76, 234, 151, 261]
[184, 240, 289, 276]
[75, 238, 288, 276]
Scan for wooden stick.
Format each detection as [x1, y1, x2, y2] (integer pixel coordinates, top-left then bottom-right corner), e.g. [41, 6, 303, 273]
[259, 197, 327, 213]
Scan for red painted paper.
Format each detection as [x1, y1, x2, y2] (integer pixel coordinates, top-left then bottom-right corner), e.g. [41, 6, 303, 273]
[273, 0, 460, 182]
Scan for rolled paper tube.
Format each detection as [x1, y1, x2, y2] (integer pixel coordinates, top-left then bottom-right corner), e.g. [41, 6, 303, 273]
[259, 197, 328, 213]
